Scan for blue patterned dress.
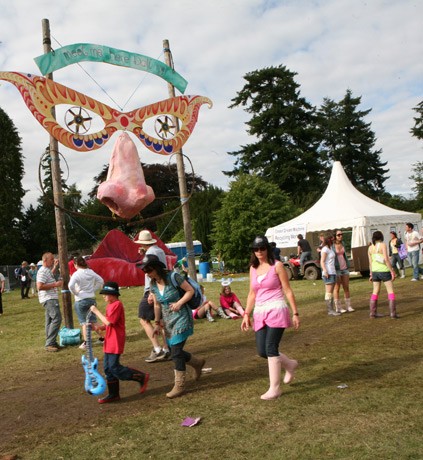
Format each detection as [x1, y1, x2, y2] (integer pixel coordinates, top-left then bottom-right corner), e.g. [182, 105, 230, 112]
[150, 272, 193, 346]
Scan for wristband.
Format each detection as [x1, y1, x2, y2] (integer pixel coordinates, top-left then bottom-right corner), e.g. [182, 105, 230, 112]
[293, 313, 299, 316]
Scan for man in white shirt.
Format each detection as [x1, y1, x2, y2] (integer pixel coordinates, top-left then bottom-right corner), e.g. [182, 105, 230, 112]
[135, 230, 170, 362]
[37, 252, 63, 351]
[404, 223, 423, 281]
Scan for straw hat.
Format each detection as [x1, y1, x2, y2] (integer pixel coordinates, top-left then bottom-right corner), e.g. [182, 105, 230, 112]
[134, 230, 157, 245]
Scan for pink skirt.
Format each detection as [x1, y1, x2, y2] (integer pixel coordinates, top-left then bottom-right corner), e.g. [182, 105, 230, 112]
[253, 299, 292, 331]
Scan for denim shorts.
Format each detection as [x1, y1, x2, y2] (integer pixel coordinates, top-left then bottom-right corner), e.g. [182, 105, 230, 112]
[336, 269, 350, 277]
[371, 272, 392, 282]
[74, 298, 97, 324]
[323, 274, 337, 285]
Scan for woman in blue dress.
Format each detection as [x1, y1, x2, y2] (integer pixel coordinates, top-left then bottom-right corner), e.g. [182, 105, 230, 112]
[140, 254, 206, 398]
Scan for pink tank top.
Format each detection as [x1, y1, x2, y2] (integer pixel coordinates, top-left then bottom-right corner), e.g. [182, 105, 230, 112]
[252, 264, 284, 304]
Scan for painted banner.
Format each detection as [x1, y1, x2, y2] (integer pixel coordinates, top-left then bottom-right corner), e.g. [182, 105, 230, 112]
[34, 43, 188, 93]
[273, 224, 307, 248]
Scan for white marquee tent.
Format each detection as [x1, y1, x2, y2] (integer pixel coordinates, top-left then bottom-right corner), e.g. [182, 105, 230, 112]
[266, 161, 422, 248]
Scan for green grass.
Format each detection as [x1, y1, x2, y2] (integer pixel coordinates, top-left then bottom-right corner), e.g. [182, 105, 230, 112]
[0, 273, 422, 459]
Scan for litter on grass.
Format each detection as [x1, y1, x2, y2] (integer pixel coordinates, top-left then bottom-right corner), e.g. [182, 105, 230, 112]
[181, 417, 201, 427]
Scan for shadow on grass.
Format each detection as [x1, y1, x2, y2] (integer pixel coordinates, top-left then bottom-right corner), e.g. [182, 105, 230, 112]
[294, 352, 423, 392]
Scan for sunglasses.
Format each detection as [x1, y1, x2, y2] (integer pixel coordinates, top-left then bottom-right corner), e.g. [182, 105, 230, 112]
[254, 247, 267, 252]
[336, 233, 343, 236]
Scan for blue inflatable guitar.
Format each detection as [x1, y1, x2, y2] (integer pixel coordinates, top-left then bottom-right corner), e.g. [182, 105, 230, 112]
[81, 312, 106, 396]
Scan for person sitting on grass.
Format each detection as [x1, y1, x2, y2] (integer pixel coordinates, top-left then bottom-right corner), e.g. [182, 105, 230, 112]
[219, 281, 245, 319]
[192, 285, 230, 322]
[90, 281, 149, 404]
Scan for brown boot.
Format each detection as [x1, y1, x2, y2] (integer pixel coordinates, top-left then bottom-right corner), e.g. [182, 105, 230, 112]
[98, 380, 120, 404]
[370, 297, 384, 318]
[166, 370, 186, 399]
[187, 355, 206, 380]
[389, 299, 399, 319]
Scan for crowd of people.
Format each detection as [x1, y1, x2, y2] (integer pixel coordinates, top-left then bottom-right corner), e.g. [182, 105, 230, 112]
[1, 223, 422, 402]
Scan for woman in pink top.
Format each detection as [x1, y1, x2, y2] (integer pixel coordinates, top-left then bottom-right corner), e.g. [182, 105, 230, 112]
[241, 235, 300, 400]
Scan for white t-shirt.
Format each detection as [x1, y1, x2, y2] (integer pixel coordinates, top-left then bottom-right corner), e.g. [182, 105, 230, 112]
[37, 266, 58, 304]
[321, 246, 336, 275]
[405, 230, 421, 253]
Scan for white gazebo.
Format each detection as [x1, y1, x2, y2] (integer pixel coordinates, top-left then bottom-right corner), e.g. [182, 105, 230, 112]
[266, 161, 422, 248]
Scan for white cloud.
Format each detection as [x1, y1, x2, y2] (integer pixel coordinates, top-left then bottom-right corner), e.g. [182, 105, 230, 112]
[0, 0, 422, 209]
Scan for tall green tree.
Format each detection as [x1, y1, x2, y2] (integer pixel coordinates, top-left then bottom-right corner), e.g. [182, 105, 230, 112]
[227, 65, 323, 204]
[190, 185, 225, 253]
[0, 107, 26, 264]
[409, 161, 423, 211]
[411, 100, 423, 140]
[211, 174, 296, 270]
[317, 90, 389, 197]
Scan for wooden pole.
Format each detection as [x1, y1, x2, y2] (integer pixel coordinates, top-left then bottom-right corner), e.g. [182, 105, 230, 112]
[162, 39, 197, 280]
[41, 19, 73, 328]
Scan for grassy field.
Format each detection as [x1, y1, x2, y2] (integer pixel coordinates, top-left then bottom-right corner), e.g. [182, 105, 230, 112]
[0, 272, 422, 459]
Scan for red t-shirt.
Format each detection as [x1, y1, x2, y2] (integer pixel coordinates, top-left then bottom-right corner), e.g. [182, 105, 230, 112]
[220, 292, 241, 310]
[68, 260, 77, 276]
[104, 300, 126, 354]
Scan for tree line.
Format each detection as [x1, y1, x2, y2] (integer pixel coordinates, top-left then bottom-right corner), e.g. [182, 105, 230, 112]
[1, 65, 422, 269]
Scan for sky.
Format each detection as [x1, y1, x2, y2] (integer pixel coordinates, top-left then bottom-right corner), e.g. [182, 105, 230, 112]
[0, 0, 422, 210]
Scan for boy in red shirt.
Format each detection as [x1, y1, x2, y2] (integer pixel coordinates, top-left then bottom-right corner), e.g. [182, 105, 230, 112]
[90, 281, 149, 404]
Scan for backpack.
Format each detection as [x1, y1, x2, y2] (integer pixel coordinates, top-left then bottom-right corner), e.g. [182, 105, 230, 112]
[170, 272, 203, 310]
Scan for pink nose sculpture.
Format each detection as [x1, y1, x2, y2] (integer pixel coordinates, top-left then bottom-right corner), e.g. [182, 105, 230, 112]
[97, 132, 155, 219]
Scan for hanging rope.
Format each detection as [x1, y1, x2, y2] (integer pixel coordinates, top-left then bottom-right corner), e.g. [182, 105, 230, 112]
[37, 149, 197, 227]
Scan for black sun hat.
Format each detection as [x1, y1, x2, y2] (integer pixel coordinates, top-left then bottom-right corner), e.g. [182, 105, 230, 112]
[139, 254, 166, 271]
[251, 235, 270, 249]
[99, 281, 120, 296]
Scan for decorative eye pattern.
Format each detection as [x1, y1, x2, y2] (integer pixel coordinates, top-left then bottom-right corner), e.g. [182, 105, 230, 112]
[65, 106, 92, 134]
[0, 71, 212, 154]
[154, 115, 176, 140]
